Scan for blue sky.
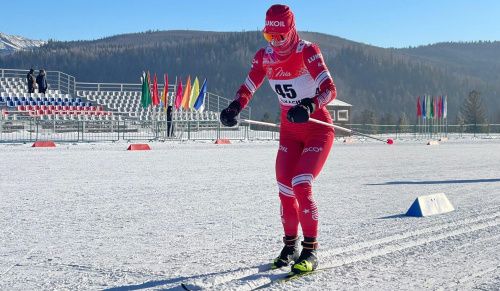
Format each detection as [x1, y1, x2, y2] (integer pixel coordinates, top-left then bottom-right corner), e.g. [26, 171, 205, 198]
[2, 0, 499, 48]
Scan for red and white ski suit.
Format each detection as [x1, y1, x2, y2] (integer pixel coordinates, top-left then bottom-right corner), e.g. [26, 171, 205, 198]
[235, 40, 336, 238]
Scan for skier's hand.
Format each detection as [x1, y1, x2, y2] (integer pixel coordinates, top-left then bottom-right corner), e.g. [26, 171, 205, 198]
[220, 100, 241, 127]
[287, 98, 315, 123]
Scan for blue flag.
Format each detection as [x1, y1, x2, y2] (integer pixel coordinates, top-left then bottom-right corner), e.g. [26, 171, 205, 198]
[193, 78, 207, 112]
[422, 95, 426, 119]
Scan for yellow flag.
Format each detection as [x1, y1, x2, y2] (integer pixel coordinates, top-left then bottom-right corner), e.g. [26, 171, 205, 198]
[189, 77, 200, 109]
[161, 73, 168, 111]
[181, 75, 191, 110]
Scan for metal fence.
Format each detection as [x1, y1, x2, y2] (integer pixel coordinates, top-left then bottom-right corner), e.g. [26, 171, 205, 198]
[0, 118, 278, 143]
[3, 117, 500, 143]
[348, 123, 500, 139]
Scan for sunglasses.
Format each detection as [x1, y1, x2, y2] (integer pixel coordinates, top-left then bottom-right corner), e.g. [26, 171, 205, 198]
[263, 32, 287, 46]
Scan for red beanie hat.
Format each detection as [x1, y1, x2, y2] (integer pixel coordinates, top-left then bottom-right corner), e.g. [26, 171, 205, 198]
[263, 4, 296, 34]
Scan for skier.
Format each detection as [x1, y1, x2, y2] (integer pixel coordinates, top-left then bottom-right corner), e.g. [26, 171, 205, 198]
[220, 4, 336, 274]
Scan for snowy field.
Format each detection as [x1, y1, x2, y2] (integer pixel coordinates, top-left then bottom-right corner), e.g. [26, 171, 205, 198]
[0, 136, 499, 290]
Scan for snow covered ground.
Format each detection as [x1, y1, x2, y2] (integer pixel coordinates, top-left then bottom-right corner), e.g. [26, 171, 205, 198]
[0, 136, 499, 290]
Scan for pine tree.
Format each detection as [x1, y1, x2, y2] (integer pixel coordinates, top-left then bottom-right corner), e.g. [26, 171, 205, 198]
[461, 90, 487, 133]
[359, 109, 378, 134]
[398, 112, 410, 133]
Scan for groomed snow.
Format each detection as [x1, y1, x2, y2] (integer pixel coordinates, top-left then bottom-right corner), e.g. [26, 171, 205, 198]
[0, 137, 499, 290]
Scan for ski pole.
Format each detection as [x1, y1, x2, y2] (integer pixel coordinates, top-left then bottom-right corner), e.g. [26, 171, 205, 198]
[308, 118, 394, 144]
[241, 119, 279, 128]
[242, 118, 394, 144]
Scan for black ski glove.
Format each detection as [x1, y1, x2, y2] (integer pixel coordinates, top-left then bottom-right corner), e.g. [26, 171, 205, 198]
[287, 98, 316, 123]
[220, 100, 242, 127]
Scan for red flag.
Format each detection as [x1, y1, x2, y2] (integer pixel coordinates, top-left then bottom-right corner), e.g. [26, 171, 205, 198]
[437, 96, 442, 119]
[416, 96, 422, 117]
[174, 77, 183, 110]
[152, 73, 160, 106]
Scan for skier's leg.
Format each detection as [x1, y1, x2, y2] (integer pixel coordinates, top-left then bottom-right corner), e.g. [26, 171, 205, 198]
[291, 130, 334, 273]
[276, 138, 303, 237]
[273, 138, 303, 268]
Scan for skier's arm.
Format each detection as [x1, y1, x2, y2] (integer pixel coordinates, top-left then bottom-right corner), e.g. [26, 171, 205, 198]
[220, 49, 266, 126]
[303, 44, 336, 110]
[234, 49, 267, 109]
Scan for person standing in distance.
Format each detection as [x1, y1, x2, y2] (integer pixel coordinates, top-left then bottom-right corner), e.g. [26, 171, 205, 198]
[220, 4, 336, 274]
[26, 68, 36, 94]
[36, 69, 48, 94]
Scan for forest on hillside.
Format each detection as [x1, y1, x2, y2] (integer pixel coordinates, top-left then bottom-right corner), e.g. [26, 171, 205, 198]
[1, 30, 499, 123]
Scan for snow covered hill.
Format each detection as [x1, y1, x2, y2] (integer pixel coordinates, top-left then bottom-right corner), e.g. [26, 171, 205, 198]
[0, 32, 46, 56]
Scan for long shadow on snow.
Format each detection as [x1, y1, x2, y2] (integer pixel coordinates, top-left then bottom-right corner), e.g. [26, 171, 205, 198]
[377, 213, 413, 219]
[102, 263, 271, 291]
[366, 178, 500, 186]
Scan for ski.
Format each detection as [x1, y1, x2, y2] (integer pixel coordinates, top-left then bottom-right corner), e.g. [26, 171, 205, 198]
[180, 263, 275, 291]
[251, 266, 336, 290]
[250, 271, 313, 290]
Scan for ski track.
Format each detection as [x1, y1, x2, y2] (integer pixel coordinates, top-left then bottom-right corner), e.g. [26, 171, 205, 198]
[183, 207, 500, 290]
[1, 140, 499, 290]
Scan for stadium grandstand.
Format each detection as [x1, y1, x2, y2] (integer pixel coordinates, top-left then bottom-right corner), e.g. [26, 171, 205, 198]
[0, 68, 264, 143]
[0, 68, 357, 143]
[0, 68, 242, 122]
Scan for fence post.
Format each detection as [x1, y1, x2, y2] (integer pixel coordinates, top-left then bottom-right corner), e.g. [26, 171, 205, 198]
[77, 121, 81, 142]
[117, 120, 120, 141]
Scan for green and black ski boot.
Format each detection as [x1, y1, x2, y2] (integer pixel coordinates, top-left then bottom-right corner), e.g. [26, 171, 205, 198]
[291, 237, 318, 274]
[272, 236, 300, 269]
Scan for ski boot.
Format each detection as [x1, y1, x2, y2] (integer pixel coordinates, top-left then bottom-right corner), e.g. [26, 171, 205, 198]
[291, 237, 318, 274]
[272, 236, 300, 269]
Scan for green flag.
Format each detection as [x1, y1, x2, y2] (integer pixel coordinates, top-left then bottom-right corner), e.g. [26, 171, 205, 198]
[140, 71, 151, 108]
[430, 96, 434, 119]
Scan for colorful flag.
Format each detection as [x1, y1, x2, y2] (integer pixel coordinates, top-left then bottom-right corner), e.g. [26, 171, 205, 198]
[443, 95, 447, 119]
[437, 96, 442, 119]
[181, 75, 192, 110]
[152, 73, 160, 106]
[430, 96, 434, 119]
[193, 78, 207, 112]
[189, 77, 200, 109]
[433, 96, 437, 119]
[161, 73, 169, 110]
[426, 95, 431, 119]
[147, 71, 151, 95]
[140, 72, 151, 109]
[174, 77, 183, 110]
[416, 96, 422, 117]
[422, 95, 427, 119]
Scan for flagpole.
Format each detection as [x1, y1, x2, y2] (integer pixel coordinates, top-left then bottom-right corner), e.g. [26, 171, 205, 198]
[171, 76, 177, 139]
